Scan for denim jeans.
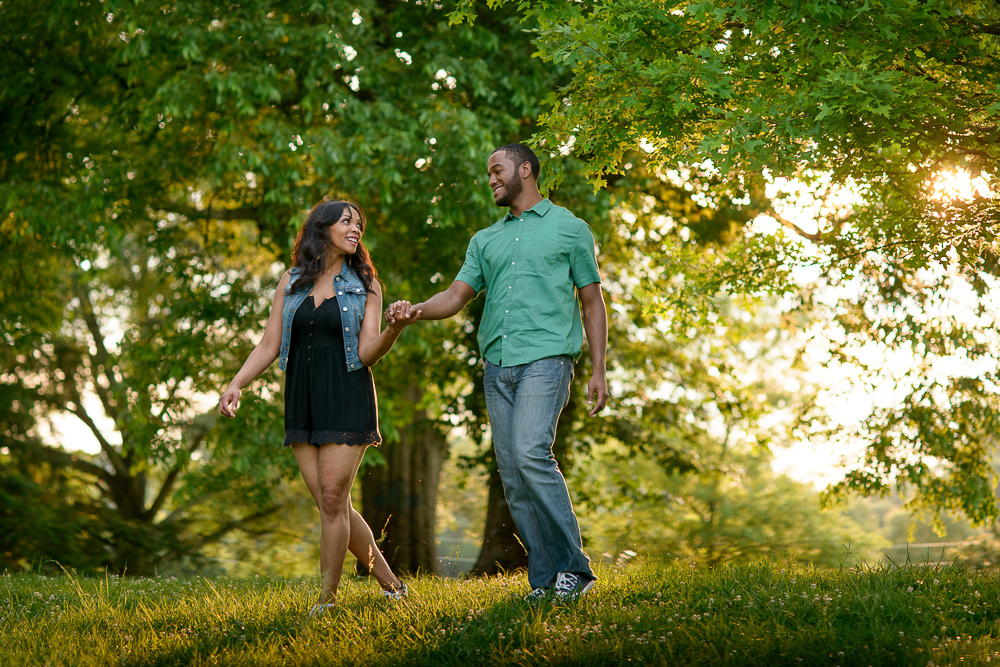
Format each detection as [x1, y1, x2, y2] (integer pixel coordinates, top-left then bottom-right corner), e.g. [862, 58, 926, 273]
[484, 355, 594, 589]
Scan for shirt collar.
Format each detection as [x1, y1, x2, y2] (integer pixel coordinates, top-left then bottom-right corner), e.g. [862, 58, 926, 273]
[502, 198, 553, 222]
[338, 260, 363, 287]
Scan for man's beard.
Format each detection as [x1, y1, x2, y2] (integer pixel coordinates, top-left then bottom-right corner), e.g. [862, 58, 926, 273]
[495, 173, 523, 207]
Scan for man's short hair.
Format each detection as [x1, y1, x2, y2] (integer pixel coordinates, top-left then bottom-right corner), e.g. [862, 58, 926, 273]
[492, 143, 540, 180]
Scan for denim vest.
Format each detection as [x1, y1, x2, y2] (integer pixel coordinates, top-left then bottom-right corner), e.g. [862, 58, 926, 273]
[278, 263, 368, 372]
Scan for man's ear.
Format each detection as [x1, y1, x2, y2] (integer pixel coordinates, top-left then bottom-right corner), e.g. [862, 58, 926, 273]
[519, 161, 532, 180]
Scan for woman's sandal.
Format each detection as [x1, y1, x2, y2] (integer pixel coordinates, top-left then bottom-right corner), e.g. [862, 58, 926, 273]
[308, 602, 336, 617]
[380, 580, 408, 601]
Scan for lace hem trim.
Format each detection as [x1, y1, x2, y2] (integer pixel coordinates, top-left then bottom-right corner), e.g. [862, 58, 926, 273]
[283, 429, 381, 447]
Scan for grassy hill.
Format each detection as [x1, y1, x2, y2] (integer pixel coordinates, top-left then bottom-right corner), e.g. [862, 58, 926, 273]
[3, 559, 1000, 666]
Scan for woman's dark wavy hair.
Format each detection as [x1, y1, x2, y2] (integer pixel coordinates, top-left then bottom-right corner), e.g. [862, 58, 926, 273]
[290, 199, 379, 293]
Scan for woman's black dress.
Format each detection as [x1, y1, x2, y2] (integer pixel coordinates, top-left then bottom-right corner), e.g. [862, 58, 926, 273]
[283, 296, 381, 447]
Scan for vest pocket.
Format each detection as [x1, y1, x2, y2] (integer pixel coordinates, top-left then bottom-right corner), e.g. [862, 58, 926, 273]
[342, 288, 367, 329]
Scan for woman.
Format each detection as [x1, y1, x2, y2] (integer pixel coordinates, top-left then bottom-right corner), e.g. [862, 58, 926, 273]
[218, 199, 420, 615]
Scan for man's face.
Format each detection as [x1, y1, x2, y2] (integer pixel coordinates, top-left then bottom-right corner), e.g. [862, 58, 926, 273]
[487, 151, 523, 207]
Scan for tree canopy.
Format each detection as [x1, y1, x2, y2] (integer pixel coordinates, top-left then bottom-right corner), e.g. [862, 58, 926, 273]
[453, 0, 1000, 526]
[8, 0, 995, 574]
[0, 0, 576, 572]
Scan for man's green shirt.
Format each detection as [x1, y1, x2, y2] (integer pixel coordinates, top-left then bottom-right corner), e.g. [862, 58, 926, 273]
[455, 198, 601, 367]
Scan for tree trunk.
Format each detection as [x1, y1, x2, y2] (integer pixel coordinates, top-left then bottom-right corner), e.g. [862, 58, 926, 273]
[470, 465, 527, 576]
[359, 383, 448, 575]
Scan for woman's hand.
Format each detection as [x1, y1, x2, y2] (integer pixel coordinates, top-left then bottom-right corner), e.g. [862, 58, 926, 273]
[219, 385, 241, 418]
[384, 300, 422, 330]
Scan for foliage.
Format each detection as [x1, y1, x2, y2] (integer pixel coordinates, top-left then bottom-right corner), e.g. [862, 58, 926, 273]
[11, 0, 988, 575]
[567, 284, 883, 567]
[458, 0, 1000, 189]
[0, 0, 579, 572]
[575, 445, 886, 568]
[6, 561, 1000, 665]
[0, 205, 288, 573]
[453, 0, 1000, 526]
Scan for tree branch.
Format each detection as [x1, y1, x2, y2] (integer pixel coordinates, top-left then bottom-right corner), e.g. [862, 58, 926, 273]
[969, 22, 1000, 35]
[191, 503, 288, 549]
[64, 400, 129, 479]
[4, 436, 114, 486]
[73, 279, 120, 421]
[25, 379, 129, 480]
[767, 208, 825, 243]
[147, 412, 218, 519]
[161, 491, 218, 525]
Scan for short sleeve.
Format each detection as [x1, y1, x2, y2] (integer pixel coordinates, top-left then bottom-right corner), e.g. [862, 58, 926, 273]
[455, 234, 486, 293]
[570, 223, 601, 288]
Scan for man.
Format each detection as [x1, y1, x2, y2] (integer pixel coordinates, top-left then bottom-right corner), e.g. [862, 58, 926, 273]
[386, 143, 608, 601]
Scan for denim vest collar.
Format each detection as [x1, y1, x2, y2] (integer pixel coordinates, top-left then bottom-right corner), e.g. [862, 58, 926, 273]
[278, 262, 367, 372]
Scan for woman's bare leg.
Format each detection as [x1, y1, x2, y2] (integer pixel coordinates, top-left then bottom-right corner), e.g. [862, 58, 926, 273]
[293, 443, 365, 605]
[338, 443, 403, 590]
[293, 443, 402, 602]
[347, 508, 403, 590]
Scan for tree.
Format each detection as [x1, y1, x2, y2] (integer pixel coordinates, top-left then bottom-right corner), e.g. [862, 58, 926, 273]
[453, 0, 1000, 527]
[568, 293, 885, 567]
[467, 154, 782, 572]
[0, 0, 577, 573]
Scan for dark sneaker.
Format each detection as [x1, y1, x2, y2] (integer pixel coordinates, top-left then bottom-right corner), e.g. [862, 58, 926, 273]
[553, 572, 595, 601]
[523, 586, 550, 602]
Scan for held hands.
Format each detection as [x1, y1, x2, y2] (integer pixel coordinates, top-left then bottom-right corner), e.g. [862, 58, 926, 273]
[219, 385, 241, 418]
[587, 371, 609, 416]
[384, 300, 422, 331]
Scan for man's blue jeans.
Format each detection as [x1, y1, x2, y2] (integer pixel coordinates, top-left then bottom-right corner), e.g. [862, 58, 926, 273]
[484, 355, 595, 589]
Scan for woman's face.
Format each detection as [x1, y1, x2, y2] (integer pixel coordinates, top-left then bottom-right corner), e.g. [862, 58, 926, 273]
[327, 206, 364, 256]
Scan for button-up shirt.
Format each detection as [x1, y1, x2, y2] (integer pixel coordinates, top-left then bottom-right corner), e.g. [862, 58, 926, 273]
[455, 198, 601, 367]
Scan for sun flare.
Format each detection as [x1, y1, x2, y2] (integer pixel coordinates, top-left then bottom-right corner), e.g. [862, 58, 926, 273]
[928, 168, 993, 201]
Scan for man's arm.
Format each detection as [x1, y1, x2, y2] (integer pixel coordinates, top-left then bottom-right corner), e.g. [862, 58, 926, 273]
[386, 280, 477, 323]
[578, 282, 608, 416]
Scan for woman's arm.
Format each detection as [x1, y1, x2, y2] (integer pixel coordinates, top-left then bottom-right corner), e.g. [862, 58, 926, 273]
[218, 271, 290, 418]
[358, 282, 420, 367]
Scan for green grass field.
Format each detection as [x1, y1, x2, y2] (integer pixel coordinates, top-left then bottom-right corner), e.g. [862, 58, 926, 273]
[3, 559, 1000, 666]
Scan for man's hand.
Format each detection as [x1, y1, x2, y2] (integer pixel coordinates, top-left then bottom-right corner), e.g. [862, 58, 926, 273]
[586, 371, 608, 416]
[384, 300, 422, 330]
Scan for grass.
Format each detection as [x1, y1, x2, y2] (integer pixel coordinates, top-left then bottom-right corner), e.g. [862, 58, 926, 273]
[3, 559, 1000, 666]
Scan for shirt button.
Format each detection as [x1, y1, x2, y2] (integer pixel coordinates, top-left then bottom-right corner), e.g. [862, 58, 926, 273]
[515, 238, 519, 241]
[335, 277, 340, 281]
[503, 335, 507, 338]
[505, 310, 509, 313]
[338, 291, 343, 295]
[508, 285, 512, 289]
[343, 307, 348, 311]
[345, 327, 349, 331]
[511, 261, 515, 265]
[347, 347, 351, 351]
